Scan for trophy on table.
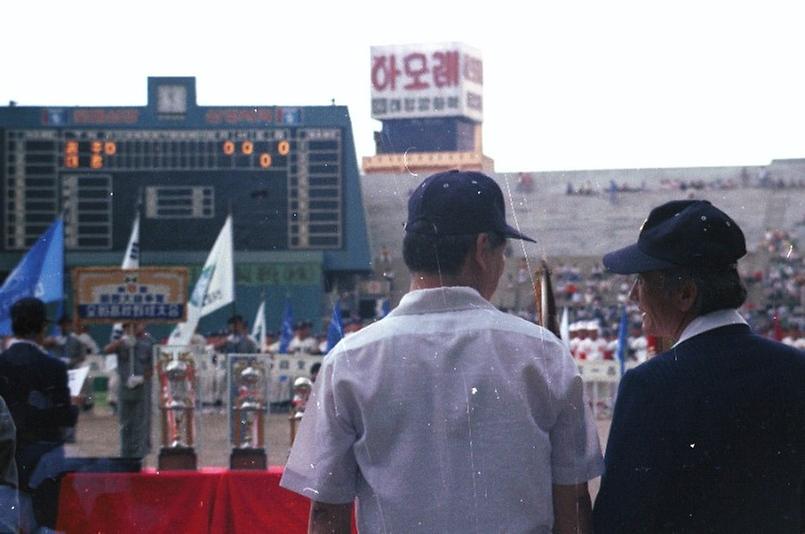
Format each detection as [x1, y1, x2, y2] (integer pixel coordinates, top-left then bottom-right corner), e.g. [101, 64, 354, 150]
[228, 354, 269, 469]
[289, 377, 313, 445]
[156, 347, 198, 470]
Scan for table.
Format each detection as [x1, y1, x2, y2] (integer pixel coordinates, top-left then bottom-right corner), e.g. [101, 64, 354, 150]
[56, 467, 338, 533]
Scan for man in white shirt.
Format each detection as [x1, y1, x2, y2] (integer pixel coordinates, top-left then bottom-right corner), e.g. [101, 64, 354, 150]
[281, 170, 603, 533]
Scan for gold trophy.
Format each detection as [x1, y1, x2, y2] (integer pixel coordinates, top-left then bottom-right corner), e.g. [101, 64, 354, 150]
[229, 355, 269, 469]
[157, 348, 198, 470]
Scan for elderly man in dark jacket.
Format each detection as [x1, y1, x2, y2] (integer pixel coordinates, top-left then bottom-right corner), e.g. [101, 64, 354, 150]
[594, 200, 805, 533]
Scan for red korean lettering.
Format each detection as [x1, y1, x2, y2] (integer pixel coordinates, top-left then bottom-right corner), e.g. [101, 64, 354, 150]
[371, 54, 400, 91]
[403, 52, 430, 90]
[432, 51, 460, 88]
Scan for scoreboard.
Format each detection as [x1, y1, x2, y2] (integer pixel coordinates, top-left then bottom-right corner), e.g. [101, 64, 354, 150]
[3, 126, 344, 252]
[0, 76, 372, 332]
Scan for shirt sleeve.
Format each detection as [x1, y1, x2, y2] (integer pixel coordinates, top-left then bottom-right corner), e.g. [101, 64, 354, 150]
[549, 345, 605, 485]
[280, 352, 358, 503]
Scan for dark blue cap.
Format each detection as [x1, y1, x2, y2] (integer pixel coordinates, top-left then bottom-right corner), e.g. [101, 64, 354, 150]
[11, 297, 50, 324]
[603, 200, 746, 274]
[405, 170, 536, 242]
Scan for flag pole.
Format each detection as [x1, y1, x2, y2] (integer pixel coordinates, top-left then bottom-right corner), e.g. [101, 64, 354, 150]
[226, 202, 238, 317]
[229, 206, 236, 320]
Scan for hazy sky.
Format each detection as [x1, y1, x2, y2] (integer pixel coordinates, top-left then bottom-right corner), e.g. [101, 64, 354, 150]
[3, 0, 804, 172]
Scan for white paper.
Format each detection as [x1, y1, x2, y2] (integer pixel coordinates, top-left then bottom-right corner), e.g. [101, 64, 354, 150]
[104, 354, 118, 372]
[68, 366, 90, 397]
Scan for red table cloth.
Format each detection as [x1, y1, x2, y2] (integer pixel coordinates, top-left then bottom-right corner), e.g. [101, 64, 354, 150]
[56, 467, 338, 534]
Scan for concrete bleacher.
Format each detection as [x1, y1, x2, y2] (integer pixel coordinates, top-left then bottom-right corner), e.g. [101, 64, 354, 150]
[359, 161, 805, 306]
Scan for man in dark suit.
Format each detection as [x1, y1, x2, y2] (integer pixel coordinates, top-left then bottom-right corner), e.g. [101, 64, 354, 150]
[593, 200, 805, 533]
[0, 297, 78, 530]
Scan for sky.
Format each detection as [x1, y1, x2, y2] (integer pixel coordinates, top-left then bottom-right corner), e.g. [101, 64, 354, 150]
[3, 0, 805, 173]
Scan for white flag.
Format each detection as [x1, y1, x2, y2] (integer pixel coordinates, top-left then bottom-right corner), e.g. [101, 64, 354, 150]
[251, 300, 266, 346]
[559, 307, 570, 351]
[111, 213, 140, 341]
[122, 213, 140, 269]
[169, 216, 235, 345]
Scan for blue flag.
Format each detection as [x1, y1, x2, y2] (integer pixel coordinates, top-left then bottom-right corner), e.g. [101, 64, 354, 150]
[0, 218, 63, 335]
[326, 299, 344, 352]
[50, 299, 64, 337]
[616, 307, 629, 377]
[375, 298, 391, 319]
[278, 299, 294, 353]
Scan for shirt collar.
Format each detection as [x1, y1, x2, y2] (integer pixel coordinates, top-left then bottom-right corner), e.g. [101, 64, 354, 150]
[673, 309, 748, 347]
[8, 338, 48, 354]
[390, 286, 495, 317]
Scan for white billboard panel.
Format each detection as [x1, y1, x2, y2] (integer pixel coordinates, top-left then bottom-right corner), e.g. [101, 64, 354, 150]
[370, 42, 483, 122]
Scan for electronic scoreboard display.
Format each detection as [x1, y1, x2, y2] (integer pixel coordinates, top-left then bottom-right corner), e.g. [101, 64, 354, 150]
[3, 126, 343, 252]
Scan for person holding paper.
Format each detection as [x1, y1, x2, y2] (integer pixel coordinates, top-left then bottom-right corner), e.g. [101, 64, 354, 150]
[0, 297, 77, 531]
[104, 322, 155, 459]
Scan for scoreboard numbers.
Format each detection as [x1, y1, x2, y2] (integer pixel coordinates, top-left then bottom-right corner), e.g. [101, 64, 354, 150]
[4, 128, 342, 251]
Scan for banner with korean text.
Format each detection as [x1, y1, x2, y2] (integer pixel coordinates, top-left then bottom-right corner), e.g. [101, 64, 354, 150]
[370, 42, 483, 122]
[73, 267, 188, 323]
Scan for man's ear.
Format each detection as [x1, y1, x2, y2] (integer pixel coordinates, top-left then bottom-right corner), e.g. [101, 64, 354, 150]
[676, 279, 698, 313]
[472, 233, 491, 272]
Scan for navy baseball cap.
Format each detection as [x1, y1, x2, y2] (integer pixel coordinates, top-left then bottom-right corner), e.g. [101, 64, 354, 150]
[405, 170, 536, 243]
[10, 297, 50, 335]
[603, 200, 746, 274]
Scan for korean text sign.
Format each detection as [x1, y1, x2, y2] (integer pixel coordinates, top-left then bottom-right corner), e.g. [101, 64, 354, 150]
[73, 267, 189, 323]
[370, 42, 483, 122]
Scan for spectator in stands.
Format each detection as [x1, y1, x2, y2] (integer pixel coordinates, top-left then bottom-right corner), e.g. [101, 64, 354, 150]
[568, 322, 583, 358]
[287, 321, 318, 354]
[316, 333, 328, 355]
[343, 319, 362, 338]
[217, 315, 259, 354]
[627, 325, 649, 363]
[261, 331, 277, 354]
[581, 322, 606, 361]
[603, 331, 617, 360]
[595, 199, 805, 532]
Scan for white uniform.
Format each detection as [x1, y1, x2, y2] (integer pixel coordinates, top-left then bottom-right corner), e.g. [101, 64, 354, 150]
[287, 336, 319, 354]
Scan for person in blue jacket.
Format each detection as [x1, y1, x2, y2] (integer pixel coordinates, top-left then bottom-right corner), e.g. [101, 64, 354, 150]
[594, 200, 805, 533]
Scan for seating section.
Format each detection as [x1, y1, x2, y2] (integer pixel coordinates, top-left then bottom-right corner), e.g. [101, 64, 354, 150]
[360, 162, 805, 306]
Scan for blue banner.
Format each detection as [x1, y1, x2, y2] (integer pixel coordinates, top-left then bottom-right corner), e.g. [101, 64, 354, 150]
[278, 299, 294, 353]
[326, 299, 344, 352]
[0, 218, 63, 335]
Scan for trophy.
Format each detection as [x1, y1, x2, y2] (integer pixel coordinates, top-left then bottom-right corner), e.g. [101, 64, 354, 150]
[156, 347, 198, 470]
[289, 377, 313, 445]
[228, 354, 269, 469]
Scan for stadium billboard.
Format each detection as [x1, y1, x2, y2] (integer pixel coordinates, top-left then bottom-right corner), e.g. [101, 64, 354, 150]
[370, 42, 483, 122]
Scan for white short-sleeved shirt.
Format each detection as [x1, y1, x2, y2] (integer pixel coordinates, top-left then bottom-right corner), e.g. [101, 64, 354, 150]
[281, 287, 604, 533]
